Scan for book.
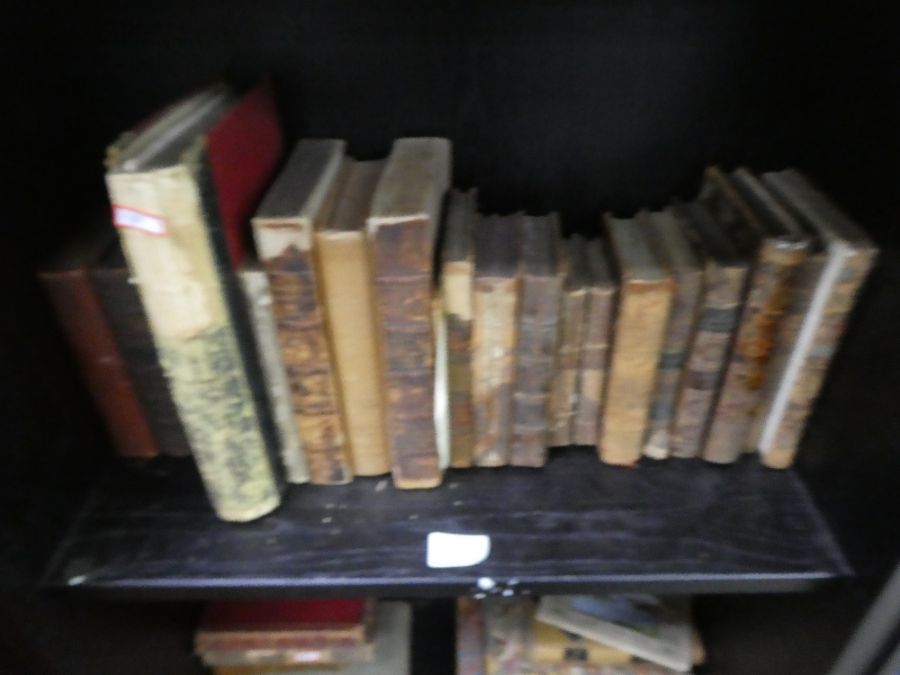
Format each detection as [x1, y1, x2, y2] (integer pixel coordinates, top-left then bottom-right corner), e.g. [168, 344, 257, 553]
[642, 210, 704, 460]
[472, 214, 521, 467]
[572, 239, 617, 447]
[210, 602, 410, 675]
[549, 237, 589, 447]
[442, 189, 478, 468]
[703, 168, 809, 463]
[600, 217, 675, 465]
[536, 596, 694, 673]
[201, 642, 373, 668]
[531, 617, 632, 666]
[484, 598, 534, 675]
[510, 214, 563, 466]
[105, 82, 283, 521]
[367, 138, 452, 488]
[669, 202, 750, 459]
[316, 159, 390, 476]
[40, 226, 159, 459]
[252, 139, 353, 485]
[748, 169, 878, 468]
[457, 597, 487, 675]
[238, 264, 309, 483]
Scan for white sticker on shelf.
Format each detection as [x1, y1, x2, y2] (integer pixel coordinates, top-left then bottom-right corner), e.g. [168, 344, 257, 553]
[426, 532, 491, 568]
[112, 205, 168, 236]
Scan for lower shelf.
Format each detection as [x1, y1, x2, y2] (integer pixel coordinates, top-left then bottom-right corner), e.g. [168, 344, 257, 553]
[42, 448, 849, 598]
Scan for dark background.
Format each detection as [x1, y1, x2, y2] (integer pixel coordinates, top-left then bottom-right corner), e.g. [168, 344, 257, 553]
[1, 1, 899, 673]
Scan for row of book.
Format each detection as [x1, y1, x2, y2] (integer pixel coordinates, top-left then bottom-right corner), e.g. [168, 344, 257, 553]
[41, 81, 877, 522]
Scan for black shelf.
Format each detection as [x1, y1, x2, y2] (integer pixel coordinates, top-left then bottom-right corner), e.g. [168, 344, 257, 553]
[41, 448, 849, 598]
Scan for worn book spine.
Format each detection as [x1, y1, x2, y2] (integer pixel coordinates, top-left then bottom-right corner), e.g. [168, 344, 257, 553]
[91, 265, 192, 457]
[317, 232, 390, 476]
[483, 599, 533, 675]
[572, 281, 616, 446]
[456, 598, 486, 675]
[370, 219, 442, 487]
[472, 273, 519, 467]
[239, 269, 310, 483]
[703, 240, 807, 463]
[670, 265, 747, 458]
[41, 270, 159, 459]
[549, 262, 585, 447]
[510, 275, 562, 466]
[107, 161, 281, 522]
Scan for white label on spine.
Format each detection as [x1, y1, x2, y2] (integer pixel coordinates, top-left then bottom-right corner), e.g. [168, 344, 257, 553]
[426, 532, 491, 568]
[112, 205, 168, 236]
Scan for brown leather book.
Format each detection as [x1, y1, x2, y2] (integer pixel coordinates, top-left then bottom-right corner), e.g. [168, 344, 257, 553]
[748, 169, 878, 468]
[366, 138, 451, 488]
[643, 209, 704, 460]
[548, 237, 589, 447]
[703, 168, 810, 463]
[40, 227, 159, 459]
[509, 214, 562, 466]
[252, 139, 353, 485]
[600, 216, 674, 465]
[441, 189, 478, 468]
[670, 202, 750, 459]
[572, 239, 616, 447]
[472, 214, 521, 467]
[316, 159, 390, 476]
[90, 238, 192, 458]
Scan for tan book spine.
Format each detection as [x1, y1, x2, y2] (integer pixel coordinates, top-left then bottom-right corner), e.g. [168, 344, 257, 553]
[549, 245, 585, 447]
[316, 231, 390, 476]
[572, 279, 616, 447]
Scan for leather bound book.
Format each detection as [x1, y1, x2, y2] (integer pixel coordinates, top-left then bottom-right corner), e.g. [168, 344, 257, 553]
[253, 139, 353, 485]
[703, 168, 810, 463]
[643, 209, 703, 460]
[748, 169, 878, 468]
[472, 214, 520, 467]
[670, 202, 750, 459]
[91, 238, 191, 458]
[441, 189, 477, 468]
[40, 228, 159, 459]
[316, 160, 390, 476]
[600, 216, 674, 465]
[105, 82, 283, 521]
[510, 214, 562, 466]
[548, 237, 588, 447]
[572, 239, 616, 447]
[238, 264, 309, 483]
[367, 138, 451, 488]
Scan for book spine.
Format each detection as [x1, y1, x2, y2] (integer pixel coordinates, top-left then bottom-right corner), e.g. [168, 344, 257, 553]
[755, 249, 876, 468]
[671, 265, 747, 458]
[472, 276, 519, 466]
[91, 267, 192, 457]
[199, 643, 375, 667]
[704, 241, 807, 463]
[644, 269, 703, 459]
[41, 270, 159, 459]
[510, 274, 562, 466]
[107, 166, 281, 522]
[443, 261, 474, 468]
[456, 598, 486, 675]
[599, 280, 674, 465]
[549, 288, 586, 446]
[239, 270, 310, 483]
[484, 599, 533, 675]
[572, 286, 616, 446]
[317, 233, 390, 476]
[370, 220, 442, 488]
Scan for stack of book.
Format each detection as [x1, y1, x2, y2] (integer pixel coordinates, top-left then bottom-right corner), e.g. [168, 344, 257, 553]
[457, 595, 704, 674]
[41, 81, 878, 521]
[195, 599, 410, 675]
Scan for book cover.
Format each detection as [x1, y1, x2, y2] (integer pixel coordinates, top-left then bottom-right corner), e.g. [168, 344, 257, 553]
[252, 139, 353, 485]
[484, 598, 534, 675]
[472, 214, 521, 467]
[531, 617, 632, 667]
[367, 138, 452, 488]
[703, 168, 809, 463]
[573, 239, 617, 447]
[316, 159, 390, 476]
[642, 209, 704, 460]
[510, 214, 563, 466]
[442, 189, 478, 468]
[457, 597, 487, 675]
[748, 169, 878, 468]
[669, 202, 749, 459]
[105, 82, 283, 520]
[600, 217, 675, 465]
